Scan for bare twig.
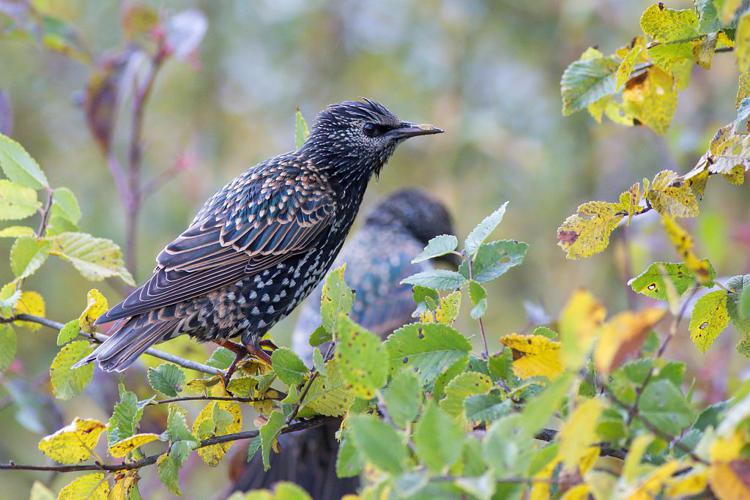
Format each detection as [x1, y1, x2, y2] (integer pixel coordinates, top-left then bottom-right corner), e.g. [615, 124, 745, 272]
[0, 416, 335, 473]
[287, 342, 335, 423]
[463, 251, 489, 359]
[8, 313, 221, 376]
[148, 394, 280, 406]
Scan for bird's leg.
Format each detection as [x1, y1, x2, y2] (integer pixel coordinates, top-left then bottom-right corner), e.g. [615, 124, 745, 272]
[243, 338, 274, 366]
[215, 339, 248, 382]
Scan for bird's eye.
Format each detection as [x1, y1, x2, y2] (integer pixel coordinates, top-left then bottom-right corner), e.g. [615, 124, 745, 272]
[363, 123, 389, 138]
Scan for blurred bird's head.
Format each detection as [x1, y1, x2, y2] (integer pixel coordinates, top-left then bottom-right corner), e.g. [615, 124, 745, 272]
[305, 99, 442, 180]
[365, 188, 461, 267]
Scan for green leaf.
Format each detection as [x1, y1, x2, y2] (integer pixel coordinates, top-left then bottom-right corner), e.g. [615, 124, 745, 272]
[147, 364, 186, 397]
[336, 433, 363, 478]
[689, 289, 730, 352]
[260, 410, 285, 471]
[639, 379, 693, 435]
[0, 133, 49, 189]
[166, 404, 197, 443]
[321, 265, 354, 337]
[349, 413, 407, 474]
[401, 269, 467, 290]
[469, 280, 487, 319]
[628, 261, 706, 300]
[271, 347, 308, 386]
[298, 359, 355, 417]
[412, 234, 458, 263]
[482, 414, 527, 475]
[384, 323, 471, 389]
[464, 393, 512, 424]
[695, 0, 721, 33]
[48, 232, 134, 285]
[465, 202, 508, 257]
[460, 240, 528, 283]
[108, 385, 148, 445]
[0, 180, 40, 220]
[246, 434, 261, 462]
[0, 225, 34, 238]
[728, 275, 750, 334]
[439, 371, 492, 419]
[10, 237, 49, 279]
[741, 281, 750, 321]
[308, 325, 331, 347]
[561, 48, 618, 116]
[382, 369, 421, 428]
[49, 340, 93, 400]
[414, 400, 464, 473]
[640, 4, 699, 43]
[334, 315, 388, 399]
[295, 108, 310, 149]
[519, 373, 574, 438]
[0, 324, 16, 372]
[51, 187, 81, 224]
[56, 319, 79, 346]
[207, 346, 234, 369]
[488, 349, 514, 382]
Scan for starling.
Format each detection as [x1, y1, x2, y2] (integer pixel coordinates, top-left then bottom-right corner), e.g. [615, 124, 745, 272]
[76, 100, 442, 372]
[235, 189, 456, 497]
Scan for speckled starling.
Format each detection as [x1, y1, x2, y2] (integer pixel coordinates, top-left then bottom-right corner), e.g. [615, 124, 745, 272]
[76, 100, 442, 372]
[235, 189, 456, 497]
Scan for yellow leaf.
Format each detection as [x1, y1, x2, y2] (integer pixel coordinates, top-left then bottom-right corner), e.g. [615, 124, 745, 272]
[738, 71, 750, 108]
[666, 467, 708, 497]
[557, 201, 624, 259]
[618, 182, 643, 223]
[435, 291, 461, 325]
[78, 288, 108, 333]
[640, 4, 698, 43]
[38, 417, 106, 464]
[710, 432, 745, 463]
[500, 333, 562, 380]
[559, 398, 605, 469]
[193, 399, 242, 466]
[710, 460, 750, 500]
[559, 290, 606, 370]
[737, 12, 750, 73]
[579, 446, 600, 474]
[595, 308, 666, 374]
[616, 37, 646, 89]
[662, 215, 712, 284]
[12, 290, 45, 331]
[623, 434, 654, 482]
[530, 453, 562, 500]
[109, 432, 161, 458]
[622, 67, 677, 134]
[629, 460, 682, 500]
[58, 472, 109, 500]
[110, 470, 139, 500]
[689, 290, 730, 353]
[561, 484, 590, 500]
[646, 170, 699, 218]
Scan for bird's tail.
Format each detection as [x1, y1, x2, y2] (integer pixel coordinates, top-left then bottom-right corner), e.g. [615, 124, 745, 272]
[74, 317, 178, 372]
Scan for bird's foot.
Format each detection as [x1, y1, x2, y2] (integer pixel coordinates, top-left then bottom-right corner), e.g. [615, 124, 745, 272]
[244, 340, 274, 367]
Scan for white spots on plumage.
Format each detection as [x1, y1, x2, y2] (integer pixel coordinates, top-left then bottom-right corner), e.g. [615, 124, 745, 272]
[261, 293, 270, 303]
[267, 305, 275, 314]
[251, 306, 260, 315]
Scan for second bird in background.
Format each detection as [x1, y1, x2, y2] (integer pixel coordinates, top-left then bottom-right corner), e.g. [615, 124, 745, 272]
[233, 188, 457, 498]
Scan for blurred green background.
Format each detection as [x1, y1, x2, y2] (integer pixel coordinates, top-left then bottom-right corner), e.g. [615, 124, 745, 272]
[1, 0, 748, 498]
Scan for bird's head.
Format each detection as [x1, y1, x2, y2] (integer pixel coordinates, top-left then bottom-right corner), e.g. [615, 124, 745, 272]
[365, 188, 461, 267]
[304, 99, 443, 180]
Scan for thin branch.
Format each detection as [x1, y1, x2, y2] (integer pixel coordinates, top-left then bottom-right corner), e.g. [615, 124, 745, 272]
[464, 252, 489, 359]
[148, 395, 280, 406]
[36, 187, 53, 238]
[141, 151, 191, 199]
[9, 313, 221, 376]
[287, 342, 335, 423]
[0, 416, 335, 473]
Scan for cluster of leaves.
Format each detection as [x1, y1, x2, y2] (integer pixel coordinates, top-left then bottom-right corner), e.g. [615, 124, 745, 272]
[0, 134, 133, 378]
[558, 1, 750, 358]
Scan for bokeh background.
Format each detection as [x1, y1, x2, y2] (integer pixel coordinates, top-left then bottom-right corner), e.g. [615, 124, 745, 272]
[1, 0, 748, 498]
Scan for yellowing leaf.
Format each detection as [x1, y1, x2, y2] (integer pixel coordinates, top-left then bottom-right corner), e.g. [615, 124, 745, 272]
[662, 215, 712, 284]
[689, 290, 730, 352]
[435, 290, 461, 324]
[559, 290, 606, 370]
[557, 201, 624, 259]
[110, 470, 139, 500]
[500, 333, 563, 380]
[595, 308, 666, 374]
[646, 170, 699, 218]
[737, 12, 750, 73]
[623, 434, 654, 482]
[38, 417, 106, 464]
[0, 179, 40, 220]
[623, 67, 677, 134]
[667, 467, 708, 497]
[193, 398, 242, 466]
[109, 432, 161, 458]
[710, 460, 750, 500]
[13, 290, 45, 331]
[29, 481, 54, 500]
[629, 460, 682, 500]
[640, 4, 698, 43]
[616, 38, 646, 89]
[559, 398, 605, 469]
[78, 288, 108, 333]
[58, 472, 109, 500]
[561, 484, 591, 500]
[49, 232, 135, 286]
[710, 431, 744, 463]
[618, 182, 643, 223]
